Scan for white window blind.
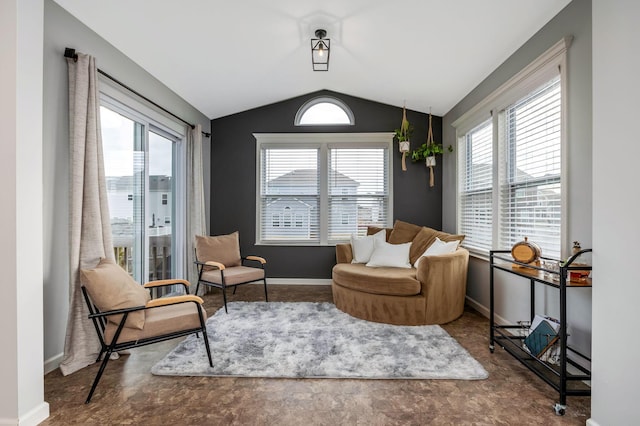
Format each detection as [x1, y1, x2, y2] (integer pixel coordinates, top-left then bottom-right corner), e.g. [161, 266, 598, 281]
[259, 148, 319, 243]
[458, 119, 493, 252]
[328, 148, 389, 241]
[499, 76, 562, 258]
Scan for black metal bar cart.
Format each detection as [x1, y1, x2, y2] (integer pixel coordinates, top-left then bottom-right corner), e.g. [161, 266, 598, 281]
[489, 249, 592, 416]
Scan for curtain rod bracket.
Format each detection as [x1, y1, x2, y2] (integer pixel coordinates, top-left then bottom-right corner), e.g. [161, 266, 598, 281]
[64, 47, 78, 62]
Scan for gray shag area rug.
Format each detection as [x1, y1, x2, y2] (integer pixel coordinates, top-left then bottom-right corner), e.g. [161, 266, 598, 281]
[151, 302, 488, 380]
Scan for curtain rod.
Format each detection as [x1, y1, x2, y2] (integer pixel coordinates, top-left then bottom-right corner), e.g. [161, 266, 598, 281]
[64, 48, 211, 138]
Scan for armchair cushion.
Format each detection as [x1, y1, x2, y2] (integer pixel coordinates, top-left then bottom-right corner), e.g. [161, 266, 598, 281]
[410, 226, 465, 265]
[388, 220, 422, 244]
[104, 301, 206, 344]
[195, 232, 241, 267]
[201, 266, 265, 286]
[80, 258, 150, 330]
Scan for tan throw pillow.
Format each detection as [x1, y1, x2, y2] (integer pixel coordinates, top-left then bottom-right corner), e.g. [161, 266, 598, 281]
[420, 227, 465, 252]
[433, 229, 465, 246]
[195, 232, 242, 267]
[80, 258, 150, 330]
[388, 220, 423, 244]
[409, 226, 440, 265]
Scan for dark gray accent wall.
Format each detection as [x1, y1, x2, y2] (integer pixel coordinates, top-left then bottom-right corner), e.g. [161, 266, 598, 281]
[210, 90, 444, 278]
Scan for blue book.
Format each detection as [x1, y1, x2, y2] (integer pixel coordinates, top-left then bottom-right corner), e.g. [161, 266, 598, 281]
[524, 320, 559, 357]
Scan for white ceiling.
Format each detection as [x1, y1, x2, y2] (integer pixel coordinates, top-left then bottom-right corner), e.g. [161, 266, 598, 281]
[53, 0, 571, 119]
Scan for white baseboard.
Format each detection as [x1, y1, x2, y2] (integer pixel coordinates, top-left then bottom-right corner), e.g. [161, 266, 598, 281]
[266, 278, 332, 285]
[0, 401, 50, 426]
[44, 353, 63, 375]
[586, 419, 600, 426]
[465, 295, 510, 326]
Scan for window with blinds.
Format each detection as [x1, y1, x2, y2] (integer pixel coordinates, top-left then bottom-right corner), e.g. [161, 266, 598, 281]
[499, 76, 562, 258]
[454, 38, 567, 258]
[259, 148, 320, 243]
[256, 133, 392, 245]
[328, 148, 389, 241]
[458, 119, 493, 252]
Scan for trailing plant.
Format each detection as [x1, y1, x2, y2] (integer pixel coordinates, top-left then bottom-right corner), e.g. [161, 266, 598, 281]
[411, 142, 450, 161]
[394, 107, 413, 142]
[394, 105, 414, 171]
[411, 110, 453, 187]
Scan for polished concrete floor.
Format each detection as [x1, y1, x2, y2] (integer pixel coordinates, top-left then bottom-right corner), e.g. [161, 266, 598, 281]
[43, 285, 590, 425]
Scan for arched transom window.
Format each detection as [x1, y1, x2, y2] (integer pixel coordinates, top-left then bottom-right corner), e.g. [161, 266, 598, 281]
[294, 96, 355, 126]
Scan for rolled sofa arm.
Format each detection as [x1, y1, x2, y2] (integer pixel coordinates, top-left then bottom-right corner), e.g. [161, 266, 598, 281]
[416, 248, 470, 324]
[335, 243, 353, 264]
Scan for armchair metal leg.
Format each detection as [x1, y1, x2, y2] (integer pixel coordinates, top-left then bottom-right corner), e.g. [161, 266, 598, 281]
[263, 279, 268, 302]
[222, 287, 228, 313]
[194, 281, 200, 296]
[86, 349, 112, 403]
[201, 327, 213, 368]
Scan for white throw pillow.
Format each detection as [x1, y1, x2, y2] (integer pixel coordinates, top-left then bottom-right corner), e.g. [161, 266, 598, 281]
[366, 239, 412, 268]
[350, 230, 386, 264]
[414, 237, 460, 268]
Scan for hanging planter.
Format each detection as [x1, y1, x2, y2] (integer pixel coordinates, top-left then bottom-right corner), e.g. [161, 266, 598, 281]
[411, 110, 451, 187]
[394, 105, 413, 171]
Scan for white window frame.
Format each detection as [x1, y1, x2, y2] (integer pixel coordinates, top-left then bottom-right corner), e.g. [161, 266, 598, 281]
[99, 77, 187, 280]
[254, 132, 394, 246]
[452, 37, 570, 258]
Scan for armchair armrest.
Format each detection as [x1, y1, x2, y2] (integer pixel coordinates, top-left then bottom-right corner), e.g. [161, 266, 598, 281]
[335, 243, 353, 264]
[194, 259, 225, 270]
[204, 260, 225, 270]
[244, 255, 266, 264]
[144, 278, 190, 290]
[416, 248, 469, 324]
[194, 259, 225, 271]
[146, 294, 204, 308]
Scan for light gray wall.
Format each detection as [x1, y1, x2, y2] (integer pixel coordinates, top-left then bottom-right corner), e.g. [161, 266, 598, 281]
[442, 0, 593, 354]
[42, 0, 211, 367]
[591, 2, 640, 424]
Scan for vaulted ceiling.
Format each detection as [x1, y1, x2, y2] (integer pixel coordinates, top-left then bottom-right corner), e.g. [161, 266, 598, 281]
[53, 0, 571, 119]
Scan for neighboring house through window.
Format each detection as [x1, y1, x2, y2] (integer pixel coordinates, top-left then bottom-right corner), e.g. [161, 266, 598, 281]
[100, 84, 185, 282]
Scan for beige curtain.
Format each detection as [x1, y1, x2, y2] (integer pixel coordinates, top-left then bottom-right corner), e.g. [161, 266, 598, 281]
[187, 124, 208, 294]
[59, 53, 115, 376]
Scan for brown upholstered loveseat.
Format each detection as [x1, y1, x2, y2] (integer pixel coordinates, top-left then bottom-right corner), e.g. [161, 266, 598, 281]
[331, 220, 469, 326]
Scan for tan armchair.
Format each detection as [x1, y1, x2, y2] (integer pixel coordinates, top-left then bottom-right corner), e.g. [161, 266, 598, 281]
[194, 232, 268, 313]
[332, 221, 469, 325]
[80, 258, 212, 403]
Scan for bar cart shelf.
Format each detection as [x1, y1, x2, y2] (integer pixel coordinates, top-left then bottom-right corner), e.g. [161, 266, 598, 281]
[489, 249, 592, 416]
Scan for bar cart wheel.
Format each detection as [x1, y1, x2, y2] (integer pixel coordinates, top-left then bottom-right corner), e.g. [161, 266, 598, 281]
[554, 403, 566, 416]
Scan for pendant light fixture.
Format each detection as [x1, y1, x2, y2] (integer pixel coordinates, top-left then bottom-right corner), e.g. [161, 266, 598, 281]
[311, 29, 330, 71]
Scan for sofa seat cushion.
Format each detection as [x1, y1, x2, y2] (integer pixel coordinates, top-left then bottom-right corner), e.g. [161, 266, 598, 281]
[332, 263, 421, 296]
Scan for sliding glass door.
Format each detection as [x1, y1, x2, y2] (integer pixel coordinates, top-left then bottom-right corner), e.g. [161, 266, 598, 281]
[100, 103, 183, 283]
